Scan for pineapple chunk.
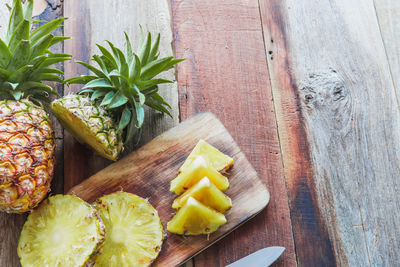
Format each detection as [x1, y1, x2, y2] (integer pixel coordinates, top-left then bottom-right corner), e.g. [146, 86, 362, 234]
[170, 156, 229, 195]
[18, 195, 105, 267]
[92, 192, 163, 267]
[172, 177, 232, 213]
[179, 140, 233, 173]
[167, 197, 227, 235]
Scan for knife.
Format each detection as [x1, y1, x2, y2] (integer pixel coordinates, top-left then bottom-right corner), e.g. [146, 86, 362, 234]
[226, 246, 285, 267]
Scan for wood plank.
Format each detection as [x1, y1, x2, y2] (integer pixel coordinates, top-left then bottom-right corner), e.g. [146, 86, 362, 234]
[171, 1, 297, 266]
[259, 0, 400, 265]
[68, 112, 270, 266]
[0, 1, 65, 266]
[63, 0, 179, 192]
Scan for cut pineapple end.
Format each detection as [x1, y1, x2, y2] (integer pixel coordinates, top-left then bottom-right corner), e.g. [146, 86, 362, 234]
[51, 101, 119, 161]
[93, 192, 163, 267]
[172, 177, 232, 213]
[18, 195, 105, 267]
[167, 197, 227, 235]
[170, 157, 230, 195]
[179, 139, 234, 173]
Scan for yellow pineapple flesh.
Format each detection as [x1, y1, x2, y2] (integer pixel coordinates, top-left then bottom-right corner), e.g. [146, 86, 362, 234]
[172, 177, 232, 213]
[179, 139, 233, 174]
[170, 156, 229, 195]
[0, 100, 54, 213]
[167, 197, 227, 235]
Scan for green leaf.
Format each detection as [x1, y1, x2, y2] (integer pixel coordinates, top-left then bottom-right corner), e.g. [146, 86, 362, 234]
[137, 32, 151, 65]
[10, 90, 23, 100]
[19, 81, 59, 96]
[6, 0, 24, 43]
[149, 33, 160, 62]
[0, 39, 11, 68]
[97, 44, 118, 69]
[40, 57, 71, 68]
[50, 36, 70, 46]
[133, 100, 145, 127]
[152, 92, 172, 109]
[91, 89, 108, 101]
[8, 20, 30, 52]
[30, 18, 66, 45]
[30, 34, 53, 59]
[35, 67, 64, 75]
[8, 40, 30, 72]
[107, 91, 129, 109]
[132, 85, 145, 106]
[0, 67, 12, 80]
[125, 112, 138, 144]
[48, 53, 72, 58]
[8, 65, 33, 83]
[99, 91, 114, 106]
[164, 58, 185, 71]
[76, 61, 108, 79]
[37, 73, 64, 83]
[78, 88, 94, 94]
[118, 106, 131, 131]
[66, 75, 97, 85]
[22, 0, 33, 21]
[124, 32, 133, 65]
[82, 78, 113, 89]
[140, 56, 173, 80]
[92, 55, 109, 75]
[115, 47, 129, 77]
[141, 85, 159, 96]
[129, 54, 141, 83]
[145, 96, 172, 117]
[106, 41, 121, 69]
[137, 79, 173, 90]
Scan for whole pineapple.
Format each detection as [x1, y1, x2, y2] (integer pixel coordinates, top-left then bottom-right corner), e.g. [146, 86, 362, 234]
[51, 31, 183, 160]
[0, 0, 71, 213]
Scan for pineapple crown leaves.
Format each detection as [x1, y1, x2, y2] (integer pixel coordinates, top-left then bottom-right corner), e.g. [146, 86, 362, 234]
[0, 0, 71, 104]
[66, 29, 184, 144]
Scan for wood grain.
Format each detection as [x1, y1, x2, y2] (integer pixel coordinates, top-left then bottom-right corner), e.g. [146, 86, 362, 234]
[0, 1, 65, 266]
[171, 1, 297, 266]
[68, 112, 270, 267]
[260, 0, 400, 265]
[63, 0, 179, 191]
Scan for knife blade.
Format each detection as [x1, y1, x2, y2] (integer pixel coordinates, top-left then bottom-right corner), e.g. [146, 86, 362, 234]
[226, 246, 285, 267]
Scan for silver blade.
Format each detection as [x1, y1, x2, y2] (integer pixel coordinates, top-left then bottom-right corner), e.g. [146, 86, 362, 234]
[226, 246, 285, 267]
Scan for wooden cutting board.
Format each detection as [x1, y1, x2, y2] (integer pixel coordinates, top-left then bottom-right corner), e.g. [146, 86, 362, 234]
[68, 112, 270, 266]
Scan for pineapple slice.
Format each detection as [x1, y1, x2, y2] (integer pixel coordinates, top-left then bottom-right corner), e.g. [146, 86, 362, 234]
[92, 192, 163, 267]
[172, 177, 232, 213]
[179, 140, 234, 174]
[18, 195, 105, 267]
[167, 197, 227, 235]
[170, 156, 229, 195]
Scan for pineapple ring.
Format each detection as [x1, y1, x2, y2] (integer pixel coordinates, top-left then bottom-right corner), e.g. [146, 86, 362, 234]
[18, 195, 105, 267]
[92, 192, 163, 267]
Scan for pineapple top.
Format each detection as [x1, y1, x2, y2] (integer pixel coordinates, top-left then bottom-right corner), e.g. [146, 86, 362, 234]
[67, 30, 184, 143]
[0, 0, 71, 105]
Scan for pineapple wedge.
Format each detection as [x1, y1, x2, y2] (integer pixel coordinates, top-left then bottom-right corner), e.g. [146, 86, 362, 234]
[92, 192, 163, 267]
[18, 195, 105, 267]
[170, 156, 229, 195]
[179, 140, 234, 174]
[172, 177, 232, 213]
[167, 197, 227, 235]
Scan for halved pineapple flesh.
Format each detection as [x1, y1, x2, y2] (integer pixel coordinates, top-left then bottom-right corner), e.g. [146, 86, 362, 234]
[172, 177, 232, 213]
[170, 156, 229, 195]
[18, 195, 105, 267]
[179, 139, 234, 174]
[92, 192, 163, 267]
[167, 197, 227, 235]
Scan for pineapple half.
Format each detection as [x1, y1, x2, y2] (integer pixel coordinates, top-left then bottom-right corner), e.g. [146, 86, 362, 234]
[170, 156, 230, 195]
[92, 192, 163, 267]
[172, 176, 232, 213]
[52, 31, 184, 161]
[18, 195, 105, 267]
[167, 197, 227, 235]
[0, 0, 71, 212]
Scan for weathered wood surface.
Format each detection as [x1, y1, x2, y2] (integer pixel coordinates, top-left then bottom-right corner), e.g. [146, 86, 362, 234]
[0, 1, 65, 266]
[171, 1, 297, 266]
[260, 0, 400, 265]
[68, 112, 270, 266]
[63, 0, 179, 192]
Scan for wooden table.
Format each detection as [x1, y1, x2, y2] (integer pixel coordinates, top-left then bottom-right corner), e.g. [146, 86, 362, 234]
[1, 0, 400, 266]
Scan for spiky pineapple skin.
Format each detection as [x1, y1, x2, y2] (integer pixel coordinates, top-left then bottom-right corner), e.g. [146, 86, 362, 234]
[0, 100, 54, 213]
[51, 95, 123, 160]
